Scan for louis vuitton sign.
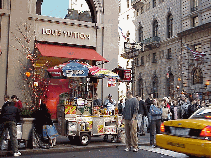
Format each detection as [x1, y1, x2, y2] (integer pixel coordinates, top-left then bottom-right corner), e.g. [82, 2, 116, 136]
[42, 28, 90, 40]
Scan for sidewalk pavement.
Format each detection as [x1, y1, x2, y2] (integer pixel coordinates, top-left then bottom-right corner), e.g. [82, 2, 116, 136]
[0, 126, 150, 156]
[0, 132, 150, 156]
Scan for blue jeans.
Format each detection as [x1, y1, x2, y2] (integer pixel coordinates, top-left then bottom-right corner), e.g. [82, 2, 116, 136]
[137, 114, 145, 134]
[0, 121, 18, 153]
[150, 119, 161, 145]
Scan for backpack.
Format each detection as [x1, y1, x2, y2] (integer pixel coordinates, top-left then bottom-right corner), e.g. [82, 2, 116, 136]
[181, 102, 190, 117]
[150, 105, 162, 116]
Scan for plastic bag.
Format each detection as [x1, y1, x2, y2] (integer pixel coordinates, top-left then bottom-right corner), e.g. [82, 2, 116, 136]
[1, 140, 8, 150]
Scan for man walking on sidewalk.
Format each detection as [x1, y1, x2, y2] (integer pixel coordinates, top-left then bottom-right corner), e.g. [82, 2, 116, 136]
[137, 97, 147, 136]
[123, 91, 139, 152]
[0, 101, 21, 156]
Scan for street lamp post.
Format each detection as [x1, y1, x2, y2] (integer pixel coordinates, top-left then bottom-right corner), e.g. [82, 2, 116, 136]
[205, 80, 210, 101]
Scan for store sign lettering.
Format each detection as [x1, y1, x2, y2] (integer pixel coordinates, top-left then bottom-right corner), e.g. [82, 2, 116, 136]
[42, 28, 90, 40]
[66, 70, 85, 77]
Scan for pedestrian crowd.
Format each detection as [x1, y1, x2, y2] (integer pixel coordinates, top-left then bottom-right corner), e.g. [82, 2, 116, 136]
[120, 91, 210, 152]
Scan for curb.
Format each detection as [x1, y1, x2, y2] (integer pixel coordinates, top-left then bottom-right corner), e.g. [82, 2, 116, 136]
[0, 142, 150, 156]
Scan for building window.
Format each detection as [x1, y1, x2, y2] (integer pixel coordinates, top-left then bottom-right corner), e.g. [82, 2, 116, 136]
[153, 0, 156, 8]
[192, 68, 203, 85]
[166, 73, 174, 98]
[127, 0, 129, 8]
[135, 58, 139, 66]
[141, 56, 144, 65]
[167, 14, 173, 38]
[127, 15, 129, 20]
[139, 26, 143, 42]
[119, 4, 121, 13]
[191, 0, 198, 12]
[153, 20, 158, 37]
[140, 6, 144, 14]
[138, 78, 144, 98]
[152, 53, 157, 63]
[146, 2, 150, 11]
[167, 48, 172, 59]
[152, 75, 158, 98]
[0, 0, 2, 9]
[194, 44, 202, 52]
[126, 31, 130, 42]
[136, 9, 139, 16]
[193, 16, 199, 27]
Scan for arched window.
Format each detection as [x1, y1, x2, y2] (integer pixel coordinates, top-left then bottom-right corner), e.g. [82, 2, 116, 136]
[166, 73, 174, 98]
[153, 20, 158, 37]
[152, 75, 158, 98]
[192, 68, 203, 85]
[139, 26, 143, 42]
[153, 0, 156, 8]
[167, 14, 173, 38]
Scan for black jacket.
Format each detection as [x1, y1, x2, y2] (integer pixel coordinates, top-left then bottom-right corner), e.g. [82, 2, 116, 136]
[145, 98, 153, 113]
[1, 102, 20, 123]
[138, 100, 147, 116]
[34, 108, 53, 135]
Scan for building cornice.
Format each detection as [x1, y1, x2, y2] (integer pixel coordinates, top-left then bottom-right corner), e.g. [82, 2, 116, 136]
[28, 14, 104, 29]
[178, 22, 211, 37]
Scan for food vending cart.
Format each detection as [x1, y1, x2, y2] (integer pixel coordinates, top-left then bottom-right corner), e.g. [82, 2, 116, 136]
[57, 93, 122, 146]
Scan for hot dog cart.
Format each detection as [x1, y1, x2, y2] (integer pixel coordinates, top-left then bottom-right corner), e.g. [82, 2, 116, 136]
[57, 93, 122, 146]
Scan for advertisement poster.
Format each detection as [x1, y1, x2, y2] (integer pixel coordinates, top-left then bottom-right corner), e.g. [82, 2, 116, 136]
[97, 125, 104, 133]
[65, 106, 76, 114]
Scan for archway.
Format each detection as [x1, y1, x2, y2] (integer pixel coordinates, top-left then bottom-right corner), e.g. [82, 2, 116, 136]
[36, 0, 101, 23]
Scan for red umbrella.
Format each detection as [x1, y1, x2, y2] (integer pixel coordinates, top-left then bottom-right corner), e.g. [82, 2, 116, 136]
[47, 63, 68, 77]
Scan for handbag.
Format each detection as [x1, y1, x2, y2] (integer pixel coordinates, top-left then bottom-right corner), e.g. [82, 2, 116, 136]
[43, 124, 59, 140]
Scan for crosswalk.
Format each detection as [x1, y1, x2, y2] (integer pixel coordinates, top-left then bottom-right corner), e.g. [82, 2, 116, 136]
[138, 146, 188, 158]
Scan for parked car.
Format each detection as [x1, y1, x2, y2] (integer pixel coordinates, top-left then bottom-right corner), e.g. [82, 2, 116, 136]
[156, 107, 211, 158]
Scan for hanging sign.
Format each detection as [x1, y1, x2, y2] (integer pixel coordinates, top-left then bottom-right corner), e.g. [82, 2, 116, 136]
[123, 69, 131, 81]
[107, 78, 116, 87]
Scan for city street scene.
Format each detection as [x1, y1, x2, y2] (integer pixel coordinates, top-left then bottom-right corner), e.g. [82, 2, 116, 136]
[0, 0, 211, 157]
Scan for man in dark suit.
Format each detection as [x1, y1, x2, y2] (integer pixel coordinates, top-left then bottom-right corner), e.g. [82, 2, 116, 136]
[145, 93, 154, 133]
[137, 96, 147, 136]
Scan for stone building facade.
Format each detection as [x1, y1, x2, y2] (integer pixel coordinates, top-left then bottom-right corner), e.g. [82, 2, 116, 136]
[0, 0, 119, 107]
[130, 0, 211, 100]
[178, 0, 211, 100]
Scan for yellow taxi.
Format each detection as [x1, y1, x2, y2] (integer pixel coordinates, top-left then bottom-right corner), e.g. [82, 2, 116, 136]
[156, 107, 211, 158]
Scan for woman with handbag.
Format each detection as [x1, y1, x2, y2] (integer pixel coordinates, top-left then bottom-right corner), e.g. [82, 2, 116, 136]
[34, 103, 58, 148]
[149, 99, 162, 147]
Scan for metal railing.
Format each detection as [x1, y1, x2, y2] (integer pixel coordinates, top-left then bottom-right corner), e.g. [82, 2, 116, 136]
[191, 7, 198, 12]
[142, 36, 160, 45]
[131, 0, 144, 6]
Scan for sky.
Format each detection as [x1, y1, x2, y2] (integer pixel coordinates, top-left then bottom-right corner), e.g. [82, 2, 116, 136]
[41, 0, 89, 19]
[41, 0, 69, 19]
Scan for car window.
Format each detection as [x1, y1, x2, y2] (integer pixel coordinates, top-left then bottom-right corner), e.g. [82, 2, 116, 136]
[190, 108, 211, 119]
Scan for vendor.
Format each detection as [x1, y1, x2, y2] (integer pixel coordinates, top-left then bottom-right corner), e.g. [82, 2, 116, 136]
[104, 94, 116, 112]
[93, 93, 102, 108]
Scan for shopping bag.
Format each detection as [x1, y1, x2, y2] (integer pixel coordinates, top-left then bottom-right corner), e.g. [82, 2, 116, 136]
[1, 140, 8, 150]
[43, 124, 59, 140]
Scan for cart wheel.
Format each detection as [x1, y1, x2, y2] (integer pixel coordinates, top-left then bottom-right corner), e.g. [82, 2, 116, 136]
[78, 133, 91, 146]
